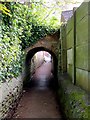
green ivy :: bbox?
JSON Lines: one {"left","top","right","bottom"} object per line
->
{"left": 0, "top": 3, "right": 24, "bottom": 82}
{"left": 0, "top": 2, "right": 59, "bottom": 82}
{"left": 10, "top": 3, "right": 58, "bottom": 49}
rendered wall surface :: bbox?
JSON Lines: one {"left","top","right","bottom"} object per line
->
{"left": 0, "top": 76, "right": 23, "bottom": 119}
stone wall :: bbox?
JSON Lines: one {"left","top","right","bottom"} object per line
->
{"left": 0, "top": 76, "right": 23, "bottom": 119}
{"left": 60, "top": 24, "right": 67, "bottom": 73}
{"left": 30, "top": 51, "right": 44, "bottom": 75}
{"left": 66, "top": 15, "right": 74, "bottom": 80}
{"left": 58, "top": 74, "right": 89, "bottom": 119}
{"left": 60, "top": 2, "right": 90, "bottom": 92}
{"left": 75, "top": 2, "right": 90, "bottom": 92}
{"left": 24, "top": 32, "right": 59, "bottom": 84}
{"left": 25, "top": 31, "right": 60, "bottom": 57}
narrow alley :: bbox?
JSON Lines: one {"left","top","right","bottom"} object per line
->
{"left": 12, "top": 62, "right": 62, "bottom": 119}
{"left": 1, "top": 1, "right": 89, "bottom": 119}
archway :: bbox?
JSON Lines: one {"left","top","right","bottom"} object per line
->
{"left": 24, "top": 47, "right": 58, "bottom": 90}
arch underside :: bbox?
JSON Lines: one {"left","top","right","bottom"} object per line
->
{"left": 24, "top": 47, "right": 58, "bottom": 89}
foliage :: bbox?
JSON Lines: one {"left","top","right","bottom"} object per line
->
{"left": 10, "top": 2, "right": 59, "bottom": 49}
{"left": 0, "top": 1, "right": 60, "bottom": 82}
{"left": 0, "top": 3, "right": 24, "bottom": 82}
{"left": 0, "top": 24, "right": 24, "bottom": 82}
{"left": 0, "top": 3, "right": 12, "bottom": 17}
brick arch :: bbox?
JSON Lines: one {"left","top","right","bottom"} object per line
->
{"left": 25, "top": 31, "right": 60, "bottom": 56}
{"left": 24, "top": 46, "right": 58, "bottom": 89}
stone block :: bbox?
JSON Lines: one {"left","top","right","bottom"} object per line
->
{"left": 62, "top": 39, "right": 67, "bottom": 51}
{"left": 89, "top": 43, "right": 90, "bottom": 71}
{"left": 66, "top": 16, "right": 74, "bottom": 35}
{"left": 76, "top": 68, "right": 90, "bottom": 92}
{"left": 76, "top": 44, "right": 89, "bottom": 70}
{"left": 61, "top": 25, "right": 67, "bottom": 50}
{"left": 76, "top": 2, "right": 90, "bottom": 24}
{"left": 76, "top": 15, "right": 88, "bottom": 46}
{"left": 67, "top": 64, "right": 72, "bottom": 79}
{"left": 67, "top": 29, "right": 74, "bottom": 49}
{"left": 61, "top": 50, "right": 67, "bottom": 72}
{"left": 89, "top": 72, "right": 90, "bottom": 92}
{"left": 88, "top": 15, "right": 90, "bottom": 43}
{"left": 67, "top": 49, "right": 73, "bottom": 65}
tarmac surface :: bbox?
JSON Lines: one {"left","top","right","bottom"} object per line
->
{"left": 13, "top": 62, "right": 62, "bottom": 118}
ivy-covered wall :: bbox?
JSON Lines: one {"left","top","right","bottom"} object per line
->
{"left": 0, "top": 2, "right": 59, "bottom": 118}
{"left": 0, "top": 3, "right": 24, "bottom": 83}
{"left": 0, "top": 2, "right": 58, "bottom": 83}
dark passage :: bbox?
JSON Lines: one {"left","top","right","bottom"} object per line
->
{"left": 13, "top": 61, "right": 62, "bottom": 118}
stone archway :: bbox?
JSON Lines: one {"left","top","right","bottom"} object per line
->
{"left": 25, "top": 30, "right": 60, "bottom": 57}
{"left": 24, "top": 47, "right": 58, "bottom": 89}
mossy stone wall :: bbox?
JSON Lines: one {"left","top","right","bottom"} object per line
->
{"left": 60, "top": 2, "right": 90, "bottom": 92}
{"left": 66, "top": 15, "right": 74, "bottom": 80}
{"left": 75, "top": 2, "right": 90, "bottom": 92}
{"left": 58, "top": 74, "right": 89, "bottom": 119}
{"left": 60, "top": 24, "right": 67, "bottom": 73}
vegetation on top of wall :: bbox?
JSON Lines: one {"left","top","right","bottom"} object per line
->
{"left": 10, "top": 2, "right": 59, "bottom": 50}
{"left": 0, "top": 1, "right": 60, "bottom": 83}
{"left": 0, "top": 4, "right": 24, "bottom": 82}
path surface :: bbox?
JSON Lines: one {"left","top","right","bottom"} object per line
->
{"left": 13, "top": 62, "right": 62, "bottom": 118}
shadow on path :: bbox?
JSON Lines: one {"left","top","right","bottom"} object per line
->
{"left": 13, "top": 62, "right": 62, "bottom": 119}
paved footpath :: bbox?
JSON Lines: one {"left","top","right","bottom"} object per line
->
{"left": 13, "top": 62, "right": 62, "bottom": 119}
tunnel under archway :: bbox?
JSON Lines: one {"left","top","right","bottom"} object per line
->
{"left": 24, "top": 47, "right": 58, "bottom": 90}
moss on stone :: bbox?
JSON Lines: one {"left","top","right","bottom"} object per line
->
{"left": 58, "top": 74, "right": 89, "bottom": 119}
